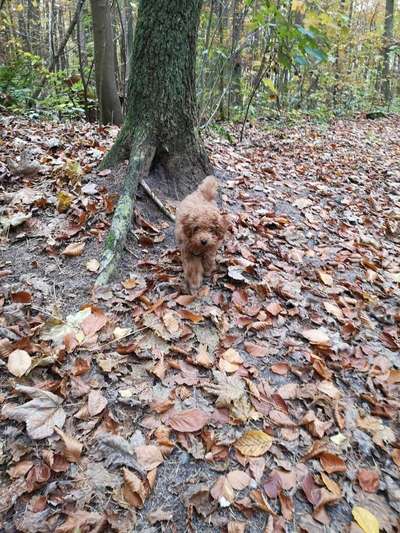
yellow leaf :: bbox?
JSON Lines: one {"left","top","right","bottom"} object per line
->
{"left": 234, "top": 430, "right": 273, "bottom": 457}
{"left": 57, "top": 191, "right": 73, "bottom": 212}
{"left": 15, "top": 3, "right": 24, "bottom": 11}
{"left": 352, "top": 506, "right": 380, "bottom": 533}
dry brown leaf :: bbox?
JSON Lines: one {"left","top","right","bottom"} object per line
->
{"left": 176, "top": 295, "right": 196, "bottom": 306}
{"left": 177, "top": 309, "right": 203, "bottom": 323}
{"left": 62, "top": 241, "right": 85, "bottom": 256}
{"left": 302, "top": 328, "right": 331, "bottom": 348}
{"left": 318, "top": 270, "right": 333, "bottom": 286}
{"left": 194, "top": 344, "right": 214, "bottom": 368}
{"left": 122, "top": 468, "right": 146, "bottom": 508}
{"left": 54, "top": 427, "right": 83, "bottom": 463}
{"left": 392, "top": 448, "right": 400, "bottom": 467}
{"left": 323, "top": 301, "right": 344, "bottom": 320}
{"left": 86, "top": 259, "right": 100, "bottom": 272}
{"left": 319, "top": 452, "right": 346, "bottom": 474}
{"left": 320, "top": 472, "right": 341, "bottom": 496}
{"left": 357, "top": 469, "right": 379, "bottom": 493}
{"left": 270, "top": 363, "right": 289, "bottom": 375}
{"left": 7, "top": 349, "right": 32, "bottom": 377}
{"left": 211, "top": 475, "right": 234, "bottom": 506}
{"left": 227, "top": 521, "right": 246, "bottom": 533}
{"left": 234, "top": 430, "right": 273, "bottom": 457}
{"left": 266, "top": 301, "right": 284, "bottom": 316}
{"left": 2, "top": 385, "right": 65, "bottom": 439}
{"left": 7, "top": 460, "right": 33, "bottom": 479}
{"left": 87, "top": 389, "right": 107, "bottom": 416}
{"left": 135, "top": 445, "right": 163, "bottom": 471}
{"left": 226, "top": 470, "right": 251, "bottom": 491}
{"left": 244, "top": 342, "right": 268, "bottom": 358}
{"left": 168, "top": 408, "right": 209, "bottom": 432}
{"left": 269, "top": 409, "right": 296, "bottom": 427}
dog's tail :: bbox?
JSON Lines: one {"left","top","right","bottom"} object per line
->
{"left": 197, "top": 175, "right": 218, "bottom": 202}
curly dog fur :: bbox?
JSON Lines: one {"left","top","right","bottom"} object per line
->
{"left": 175, "top": 176, "right": 229, "bottom": 293}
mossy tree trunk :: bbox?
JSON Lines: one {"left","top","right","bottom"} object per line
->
{"left": 96, "top": 0, "right": 210, "bottom": 286}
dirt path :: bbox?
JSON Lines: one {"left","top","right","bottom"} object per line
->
{"left": 0, "top": 115, "right": 399, "bottom": 532}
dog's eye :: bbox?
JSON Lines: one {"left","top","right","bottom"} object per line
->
{"left": 193, "top": 226, "right": 200, "bottom": 233}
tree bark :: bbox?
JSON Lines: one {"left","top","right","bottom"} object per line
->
{"left": 90, "top": 0, "right": 123, "bottom": 125}
{"left": 382, "top": 0, "right": 394, "bottom": 103}
{"left": 97, "top": 0, "right": 210, "bottom": 285}
{"left": 228, "top": 0, "right": 244, "bottom": 113}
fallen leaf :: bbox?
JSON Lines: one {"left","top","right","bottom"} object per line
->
{"left": 88, "top": 389, "right": 107, "bottom": 416}
{"left": 234, "top": 430, "right": 273, "bottom": 457}
{"left": 357, "top": 469, "right": 379, "bottom": 493}
{"left": 7, "top": 349, "right": 32, "bottom": 377}
{"left": 323, "top": 301, "right": 344, "bottom": 320}
{"left": 62, "top": 241, "right": 85, "bottom": 256}
{"left": 266, "top": 301, "right": 284, "bottom": 316}
{"left": 319, "top": 452, "right": 346, "bottom": 474}
{"left": 352, "top": 506, "right": 380, "bottom": 533}
{"left": 271, "top": 362, "right": 289, "bottom": 375}
{"left": 227, "top": 470, "right": 251, "bottom": 490}
{"left": 318, "top": 270, "right": 333, "bottom": 286}
{"left": 211, "top": 475, "right": 234, "bottom": 506}
{"left": 54, "top": 427, "right": 83, "bottom": 462}
{"left": 2, "top": 385, "right": 65, "bottom": 439}
{"left": 302, "top": 328, "right": 331, "bottom": 348}
{"left": 320, "top": 472, "right": 341, "bottom": 496}
{"left": 7, "top": 460, "right": 33, "bottom": 479}
{"left": 86, "top": 259, "right": 100, "bottom": 272}
{"left": 26, "top": 463, "right": 51, "bottom": 492}
{"left": 122, "top": 468, "right": 146, "bottom": 508}
{"left": 135, "top": 445, "right": 164, "bottom": 471}
{"left": 244, "top": 342, "right": 268, "bottom": 358}
{"left": 57, "top": 191, "right": 73, "bottom": 212}
{"left": 392, "top": 448, "right": 400, "bottom": 467}
{"left": 168, "top": 408, "right": 209, "bottom": 432}
{"left": 11, "top": 291, "right": 32, "bottom": 303}
{"left": 147, "top": 507, "right": 173, "bottom": 525}
{"left": 177, "top": 310, "right": 203, "bottom": 323}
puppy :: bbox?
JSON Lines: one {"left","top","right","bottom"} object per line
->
{"left": 175, "top": 175, "right": 229, "bottom": 293}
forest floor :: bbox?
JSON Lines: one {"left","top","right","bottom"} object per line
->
{"left": 0, "top": 114, "right": 399, "bottom": 533}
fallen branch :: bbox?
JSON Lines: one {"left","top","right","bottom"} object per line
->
{"left": 140, "top": 179, "right": 176, "bottom": 222}
{"left": 95, "top": 134, "right": 155, "bottom": 287}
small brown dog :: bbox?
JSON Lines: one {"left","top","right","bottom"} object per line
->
{"left": 175, "top": 176, "right": 229, "bottom": 293}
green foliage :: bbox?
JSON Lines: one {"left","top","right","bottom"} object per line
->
{"left": 0, "top": 51, "right": 45, "bottom": 109}
{"left": 0, "top": 50, "right": 94, "bottom": 119}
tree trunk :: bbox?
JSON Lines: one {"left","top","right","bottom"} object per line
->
{"left": 90, "top": 0, "right": 123, "bottom": 125}
{"left": 97, "top": 0, "right": 210, "bottom": 286}
{"left": 382, "top": 0, "right": 394, "bottom": 103}
{"left": 230, "top": 0, "right": 244, "bottom": 111}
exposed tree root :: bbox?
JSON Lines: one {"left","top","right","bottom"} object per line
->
{"left": 95, "top": 135, "right": 155, "bottom": 287}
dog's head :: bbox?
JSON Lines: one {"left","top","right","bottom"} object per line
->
{"left": 181, "top": 211, "right": 230, "bottom": 255}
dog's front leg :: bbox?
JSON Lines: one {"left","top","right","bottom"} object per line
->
{"left": 182, "top": 252, "right": 204, "bottom": 293}
{"left": 202, "top": 252, "right": 216, "bottom": 277}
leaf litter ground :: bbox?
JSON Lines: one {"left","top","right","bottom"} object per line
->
{"left": 0, "top": 115, "right": 399, "bottom": 532}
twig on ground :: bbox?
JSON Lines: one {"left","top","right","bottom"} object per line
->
{"left": 140, "top": 179, "right": 176, "bottom": 222}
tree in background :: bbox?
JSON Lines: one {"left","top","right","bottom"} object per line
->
{"left": 382, "top": 0, "right": 395, "bottom": 103}
{"left": 96, "top": 0, "right": 210, "bottom": 285}
{"left": 90, "top": 0, "right": 123, "bottom": 124}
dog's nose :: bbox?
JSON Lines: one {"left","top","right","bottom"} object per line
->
{"left": 201, "top": 239, "right": 208, "bottom": 245}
